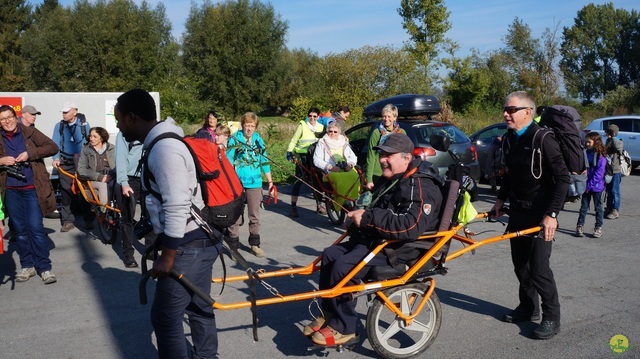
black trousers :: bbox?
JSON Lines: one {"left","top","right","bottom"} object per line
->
{"left": 507, "top": 209, "right": 560, "bottom": 322}
{"left": 115, "top": 176, "right": 141, "bottom": 259}
{"left": 319, "top": 240, "right": 389, "bottom": 335}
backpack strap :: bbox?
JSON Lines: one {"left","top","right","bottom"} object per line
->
{"left": 531, "top": 129, "right": 551, "bottom": 180}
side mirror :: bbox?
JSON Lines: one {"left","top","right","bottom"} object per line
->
{"left": 430, "top": 134, "right": 451, "bottom": 152}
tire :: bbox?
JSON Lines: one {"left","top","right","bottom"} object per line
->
{"left": 326, "top": 197, "right": 345, "bottom": 225}
{"left": 366, "top": 283, "right": 442, "bottom": 359}
{"left": 98, "top": 211, "right": 119, "bottom": 245}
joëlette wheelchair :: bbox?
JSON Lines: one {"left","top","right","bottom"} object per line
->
{"left": 57, "top": 166, "right": 121, "bottom": 243}
{"left": 138, "top": 135, "right": 542, "bottom": 359}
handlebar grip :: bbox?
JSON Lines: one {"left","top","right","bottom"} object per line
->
{"left": 169, "top": 269, "right": 216, "bottom": 307}
{"left": 139, "top": 271, "right": 151, "bottom": 305}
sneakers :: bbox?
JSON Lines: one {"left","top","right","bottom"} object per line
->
{"left": 60, "top": 222, "right": 75, "bottom": 232}
{"left": 533, "top": 320, "right": 560, "bottom": 339}
{"left": 593, "top": 227, "right": 602, "bottom": 238}
{"left": 288, "top": 207, "right": 299, "bottom": 218}
{"left": 575, "top": 225, "right": 584, "bottom": 237}
{"left": 606, "top": 209, "right": 619, "bottom": 219}
{"left": 311, "top": 326, "right": 358, "bottom": 346}
{"left": 15, "top": 267, "right": 36, "bottom": 282}
{"left": 303, "top": 314, "right": 333, "bottom": 336}
{"left": 41, "top": 271, "right": 57, "bottom": 284}
{"left": 251, "top": 245, "right": 265, "bottom": 258}
{"left": 317, "top": 203, "right": 327, "bottom": 215}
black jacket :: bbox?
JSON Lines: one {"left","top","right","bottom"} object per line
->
{"left": 356, "top": 159, "right": 443, "bottom": 243}
{"left": 498, "top": 122, "right": 570, "bottom": 215}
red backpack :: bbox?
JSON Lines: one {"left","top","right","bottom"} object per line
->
{"left": 142, "top": 133, "right": 246, "bottom": 230}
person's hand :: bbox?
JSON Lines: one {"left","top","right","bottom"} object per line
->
{"left": 345, "top": 164, "right": 354, "bottom": 171}
{"left": 330, "top": 166, "right": 340, "bottom": 172}
{"left": 15, "top": 152, "right": 29, "bottom": 162}
{"left": 150, "top": 249, "right": 176, "bottom": 279}
{"left": 541, "top": 215, "right": 557, "bottom": 241}
{"left": 267, "top": 181, "right": 273, "bottom": 190}
{"left": 0, "top": 156, "right": 15, "bottom": 166}
{"left": 286, "top": 152, "right": 293, "bottom": 162}
{"left": 365, "top": 182, "right": 374, "bottom": 190}
{"left": 101, "top": 175, "right": 109, "bottom": 183}
{"left": 347, "top": 209, "right": 366, "bottom": 227}
{"left": 122, "top": 185, "right": 134, "bottom": 197}
{"left": 52, "top": 159, "right": 60, "bottom": 168}
{"left": 489, "top": 199, "right": 505, "bottom": 219}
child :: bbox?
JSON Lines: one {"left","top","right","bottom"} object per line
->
{"left": 215, "top": 123, "right": 231, "bottom": 150}
{"left": 576, "top": 132, "right": 607, "bottom": 238}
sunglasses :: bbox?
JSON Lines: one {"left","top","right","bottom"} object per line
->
{"left": 327, "top": 130, "right": 339, "bottom": 133}
{"left": 309, "top": 115, "right": 318, "bottom": 118}
{"left": 503, "top": 106, "right": 531, "bottom": 114}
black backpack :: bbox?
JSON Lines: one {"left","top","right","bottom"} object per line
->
{"left": 535, "top": 105, "right": 588, "bottom": 199}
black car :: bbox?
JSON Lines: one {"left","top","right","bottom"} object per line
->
{"left": 468, "top": 123, "right": 507, "bottom": 178}
{"left": 346, "top": 94, "right": 481, "bottom": 181}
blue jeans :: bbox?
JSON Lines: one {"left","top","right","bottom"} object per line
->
{"left": 5, "top": 188, "right": 52, "bottom": 272}
{"left": 606, "top": 173, "right": 621, "bottom": 211}
{"left": 578, "top": 191, "right": 604, "bottom": 229}
{"left": 151, "top": 241, "right": 221, "bottom": 359}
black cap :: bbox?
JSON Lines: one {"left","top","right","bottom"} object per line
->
{"left": 373, "top": 133, "right": 414, "bottom": 154}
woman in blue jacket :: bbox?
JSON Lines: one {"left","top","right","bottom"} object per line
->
{"left": 226, "top": 112, "right": 273, "bottom": 258}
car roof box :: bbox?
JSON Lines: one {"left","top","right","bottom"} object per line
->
{"left": 363, "top": 94, "right": 441, "bottom": 118}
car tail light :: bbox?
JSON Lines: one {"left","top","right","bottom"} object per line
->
{"left": 470, "top": 144, "right": 478, "bottom": 161}
{"left": 414, "top": 146, "right": 437, "bottom": 160}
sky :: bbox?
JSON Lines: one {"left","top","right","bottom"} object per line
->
{"left": 30, "top": 0, "right": 637, "bottom": 58}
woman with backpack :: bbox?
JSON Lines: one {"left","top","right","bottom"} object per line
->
{"left": 604, "top": 124, "right": 624, "bottom": 219}
{"left": 226, "top": 112, "right": 273, "bottom": 258}
{"left": 576, "top": 132, "right": 607, "bottom": 238}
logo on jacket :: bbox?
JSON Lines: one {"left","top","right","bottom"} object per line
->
{"left": 423, "top": 204, "right": 432, "bottom": 215}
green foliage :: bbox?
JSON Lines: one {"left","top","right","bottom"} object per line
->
{"left": 182, "top": 0, "right": 288, "bottom": 118}
{"left": 600, "top": 84, "right": 640, "bottom": 114}
{"left": 22, "top": 0, "right": 178, "bottom": 92}
{"left": 289, "top": 96, "right": 313, "bottom": 123}
{"left": 560, "top": 3, "right": 638, "bottom": 102}
{"left": 0, "top": 0, "right": 32, "bottom": 90}
{"left": 398, "top": 0, "right": 455, "bottom": 71}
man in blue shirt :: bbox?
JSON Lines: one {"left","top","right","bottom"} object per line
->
{"left": 51, "top": 101, "right": 90, "bottom": 232}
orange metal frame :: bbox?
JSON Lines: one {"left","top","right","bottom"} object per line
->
{"left": 209, "top": 212, "right": 542, "bottom": 324}
{"left": 56, "top": 166, "right": 121, "bottom": 215}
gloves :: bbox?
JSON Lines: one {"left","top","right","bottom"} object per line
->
{"left": 286, "top": 152, "right": 293, "bottom": 162}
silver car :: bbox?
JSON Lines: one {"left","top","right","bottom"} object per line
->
{"left": 584, "top": 115, "right": 640, "bottom": 169}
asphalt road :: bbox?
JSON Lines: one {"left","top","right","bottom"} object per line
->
{"left": 1, "top": 172, "right": 639, "bottom": 359}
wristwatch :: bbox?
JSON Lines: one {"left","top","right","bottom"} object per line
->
{"left": 548, "top": 211, "right": 558, "bottom": 219}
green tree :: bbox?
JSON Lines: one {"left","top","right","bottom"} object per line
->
{"left": 182, "top": 0, "right": 288, "bottom": 118}
{"left": 398, "top": 0, "right": 456, "bottom": 75}
{"left": 22, "top": 0, "right": 178, "bottom": 93}
{"left": 560, "top": 3, "right": 629, "bottom": 102}
{"left": 0, "top": 0, "right": 32, "bottom": 90}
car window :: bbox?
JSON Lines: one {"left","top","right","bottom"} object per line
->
{"left": 345, "top": 123, "right": 373, "bottom": 161}
{"left": 634, "top": 119, "right": 640, "bottom": 133}
{"left": 604, "top": 118, "right": 634, "bottom": 133}
{"left": 477, "top": 126, "right": 506, "bottom": 142}
{"left": 413, "top": 124, "right": 469, "bottom": 144}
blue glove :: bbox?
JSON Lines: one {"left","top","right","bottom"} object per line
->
{"left": 286, "top": 152, "right": 293, "bottom": 162}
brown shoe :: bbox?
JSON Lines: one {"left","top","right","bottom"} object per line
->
{"left": 311, "top": 326, "right": 358, "bottom": 346}
{"left": 60, "top": 222, "right": 75, "bottom": 232}
{"left": 303, "top": 317, "right": 326, "bottom": 336}
{"left": 251, "top": 245, "right": 265, "bottom": 258}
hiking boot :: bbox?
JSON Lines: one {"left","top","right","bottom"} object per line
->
{"left": 606, "top": 209, "right": 619, "bottom": 219}
{"left": 303, "top": 314, "right": 333, "bottom": 336}
{"left": 60, "top": 222, "right": 75, "bottom": 232}
{"left": 533, "top": 320, "right": 560, "bottom": 340}
{"left": 575, "top": 225, "right": 584, "bottom": 237}
{"left": 317, "top": 203, "right": 327, "bottom": 215}
{"left": 41, "top": 271, "right": 57, "bottom": 284}
{"left": 502, "top": 308, "right": 541, "bottom": 323}
{"left": 311, "top": 326, "right": 358, "bottom": 346}
{"left": 288, "top": 207, "right": 299, "bottom": 218}
{"left": 593, "top": 227, "right": 602, "bottom": 238}
{"left": 15, "top": 267, "right": 36, "bottom": 282}
{"left": 251, "top": 245, "right": 265, "bottom": 258}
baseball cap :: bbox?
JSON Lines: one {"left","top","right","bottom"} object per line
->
{"left": 373, "top": 133, "right": 414, "bottom": 154}
{"left": 22, "top": 105, "right": 41, "bottom": 115}
{"left": 62, "top": 101, "right": 77, "bottom": 112}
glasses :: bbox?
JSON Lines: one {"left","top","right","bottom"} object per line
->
{"left": 0, "top": 116, "right": 15, "bottom": 122}
{"left": 327, "top": 130, "right": 339, "bottom": 134}
{"left": 309, "top": 115, "right": 318, "bottom": 118}
{"left": 503, "top": 106, "right": 531, "bottom": 114}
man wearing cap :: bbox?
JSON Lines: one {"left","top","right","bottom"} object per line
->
{"left": 305, "top": 132, "right": 443, "bottom": 346}
{"left": 19, "top": 105, "right": 41, "bottom": 127}
{"left": 604, "top": 124, "right": 624, "bottom": 219}
{"left": 51, "top": 101, "right": 91, "bottom": 232}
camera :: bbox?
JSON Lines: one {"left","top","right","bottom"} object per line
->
{"left": 1, "top": 164, "right": 28, "bottom": 181}
{"left": 133, "top": 216, "right": 154, "bottom": 239}
{"left": 336, "top": 161, "right": 348, "bottom": 171}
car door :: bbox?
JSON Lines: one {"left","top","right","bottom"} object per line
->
{"left": 344, "top": 122, "right": 375, "bottom": 168}
{"left": 603, "top": 118, "right": 640, "bottom": 164}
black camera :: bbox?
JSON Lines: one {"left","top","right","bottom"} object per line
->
{"left": 133, "top": 216, "right": 154, "bottom": 239}
{"left": 1, "top": 165, "right": 27, "bottom": 181}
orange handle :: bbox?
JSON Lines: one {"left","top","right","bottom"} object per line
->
{"left": 0, "top": 230, "right": 4, "bottom": 254}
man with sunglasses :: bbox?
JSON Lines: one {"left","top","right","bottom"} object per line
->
{"left": 490, "top": 91, "right": 569, "bottom": 340}
{"left": 51, "top": 101, "right": 91, "bottom": 232}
